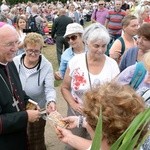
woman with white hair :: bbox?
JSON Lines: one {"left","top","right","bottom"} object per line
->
{"left": 0, "top": 0, "right": 9, "bottom": 14}
{"left": 134, "top": 4, "right": 150, "bottom": 25}
{"left": 61, "top": 23, "right": 120, "bottom": 150}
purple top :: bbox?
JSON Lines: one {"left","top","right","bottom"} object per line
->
{"left": 117, "top": 64, "right": 150, "bottom": 91}
{"left": 91, "top": 8, "right": 109, "bottom": 25}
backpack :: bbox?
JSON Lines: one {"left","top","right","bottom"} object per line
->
{"left": 141, "top": 89, "right": 150, "bottom": 103}
{"left": 94, "top": 9, "right": 98, "bottom": 20}
{"left": 28, "top": 15, "right": 39, "bottom": 33}
{"left": 129, "top": 62, "right": 147, "bottom": 90}
{"left": 105, "top": 37, "right": 125, "bottom": 56}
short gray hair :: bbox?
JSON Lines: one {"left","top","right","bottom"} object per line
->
{"left": 82, "top": 23, "right": 110, "bottom": 45}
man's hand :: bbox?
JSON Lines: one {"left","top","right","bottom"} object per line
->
{"left": 26, "top": 110, "right": 41, "bottom": 122}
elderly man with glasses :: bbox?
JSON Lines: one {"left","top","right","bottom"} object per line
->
{"left": 0, "top": 23, "right": 40, "bottom": 150}
{"left": 91, "top": 0, "right": 109, "bottom": 25}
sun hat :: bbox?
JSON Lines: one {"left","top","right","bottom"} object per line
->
{"left": 64, "top": 23, "right": 84, "bottom": 37}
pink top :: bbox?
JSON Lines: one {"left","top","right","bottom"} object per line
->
{"left": 91, "top": 8, "right": 109, "bottom": 25}
{"left": 0, "top": 22, "right": 6, "bottom": 28}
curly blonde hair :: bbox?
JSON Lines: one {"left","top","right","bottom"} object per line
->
{"left": 24, "top": 32, "right": 44, "bottom": 49}
{"left": 83, "top": 82, "right": 145, "bottom": 145}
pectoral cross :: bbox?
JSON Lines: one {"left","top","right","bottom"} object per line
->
{"left": 12, "top": 97, "right": 20, "bottom": 111}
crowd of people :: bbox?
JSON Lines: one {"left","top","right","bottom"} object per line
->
{"left": 0, "top": 0, "right": 150, "bottom": 150}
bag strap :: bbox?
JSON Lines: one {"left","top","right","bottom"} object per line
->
{"left": 33, "top": 15, "right": 38, "bottom": 19}
{"left": 94, "top": 9, "right": 98, "bottom": 20}
{"left": 141, "top": 89, "right": 150, "bottom": 102}
{"left": 85, "top": 53, "right": 92, "bottom": 90}
{"left": 118, "top": 37, "right": 125, "bottom": 55}
{"left": 130, "top": 62, "right": 146, "bottom": 89}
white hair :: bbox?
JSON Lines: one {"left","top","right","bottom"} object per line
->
{"left": 83, "top": 23, "right": 110, "bottom": 45}
{"left": 135, "top": 4, "right": 150, "bottom": 17}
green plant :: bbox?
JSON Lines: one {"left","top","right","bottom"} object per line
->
{"left": 91, "top": 108, "right": 150, "bottom": 150}
{"left": 90, "top": 108, "right": 102, "bottom": 150}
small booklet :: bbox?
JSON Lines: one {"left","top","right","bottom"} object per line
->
{"left": 47, "top": 111, "right": 68, "bottom": 128}
{"left": 26, "top": 99, "right": 38, "bottom": 110}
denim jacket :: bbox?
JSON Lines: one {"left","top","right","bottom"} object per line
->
{"left": 59, "top": 47, "right": 74, "bottom": 79}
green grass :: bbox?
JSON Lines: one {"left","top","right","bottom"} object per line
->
{"left": 42, "top": 45, "right": 58, "bottom": 71}
{"left": 42, "top": 44, "right": 62, "bottom": 87}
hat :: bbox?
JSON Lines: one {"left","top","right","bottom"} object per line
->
{"left": 2, "top": 0, "right": 6, "bottom": 3}
{"left": 64, "top": 23, "right": 84, "bottom": 37}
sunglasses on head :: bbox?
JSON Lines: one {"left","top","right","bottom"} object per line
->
{"left": 65, "top": 35, "right": 78, "bottom": 41}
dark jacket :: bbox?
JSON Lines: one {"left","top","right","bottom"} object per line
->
{"left": 119, "top": 47, "right": 138, "bottom": 72}
{"left": 0, "top": 61, "right": 29, "bottom": 150}
{"left": 51, "top": 15, "right": 73, "bottom": 38}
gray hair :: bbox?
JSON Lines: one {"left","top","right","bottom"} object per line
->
{"left": 82, "top": 23, "right": 110, "bottom": 45}
{"left": 135, "top": 5, "right": 150, "bottom": 17}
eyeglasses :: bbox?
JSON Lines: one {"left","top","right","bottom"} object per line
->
{"left": 1, "top": 41, "right": 20, "bottom": 48}
{"left": 99, "top": 4, "right": 104, "bottom": 6}
{"left": 65, "top": 35, "right": 78, "bottom": 41}
{"left": 26, "top": 49, "right": 41, "bottom": 55}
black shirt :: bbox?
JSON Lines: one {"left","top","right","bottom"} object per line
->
{"left": 121, "top": 3, "right": 130, "bottom": 11}
{"left": 51, "top": 15, "right": 73, "bottom": 38}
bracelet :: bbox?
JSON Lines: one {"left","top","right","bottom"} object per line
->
{"left": 77, "top": 115, "right": 84, "bottom": 128}
{"left": 82, "top": 117, "right": 87, "bottom": 128}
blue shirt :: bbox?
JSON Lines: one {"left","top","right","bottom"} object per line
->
{"left": 59, "top": 47, "right": 74, "bottom": 78}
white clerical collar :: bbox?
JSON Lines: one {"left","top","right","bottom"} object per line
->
{"left": 0, "top": 62, "right": 8, "bottom": 66}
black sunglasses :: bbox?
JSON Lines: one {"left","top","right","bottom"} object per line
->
{"left": 65, "top": 35, "right": 78, "bottom": 41}
{"left": 99, "top": 3, "right": 104, "bottom": 6}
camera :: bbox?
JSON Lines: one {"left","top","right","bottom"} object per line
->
{"left": 23, "top": 29, "right": 32, "bottom": 33}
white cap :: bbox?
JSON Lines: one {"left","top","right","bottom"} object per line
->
{"left": 64, "top": 23, "right": 84, "bottom": 37}
{"left": 2, "top": 0, "right": 6, "bottom": 3}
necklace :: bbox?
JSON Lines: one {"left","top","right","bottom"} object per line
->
{"left": 85, "top": 52, "right": 92, "bottom": 90}
{"left": 5, "top": 66, "right": 15, "bottom": 94}
{"left": 0, "top": 74, "right": 12, "bottom": 94}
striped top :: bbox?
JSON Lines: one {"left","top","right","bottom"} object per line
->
{"left": 107, "top": 9, "right": 126, "bottom": 35}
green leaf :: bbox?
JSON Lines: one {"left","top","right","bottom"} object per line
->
{"left": 111, "top": 111, "right": 144, "bottom": 149}
{"left": 122, "top": 109, "right": 150, "bottom": 143}
{"left": 91, "top": 107, "right": 102, "bottom": 150}
{"left": 90, "top": 106, "right": 150, "bottom": 150}
{"left": 111, "top": 108, "right": 150, "bottom": 150}
{"left": 119, "top": 129, "right": 142, "bottom": 150}
{"left": 137, "top": 130, "right": 150, "bottom": 149}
